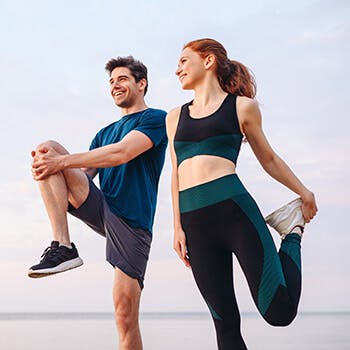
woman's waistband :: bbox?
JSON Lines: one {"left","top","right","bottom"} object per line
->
{"left": 179, "top": 174, "right": 248, "bottom": 213}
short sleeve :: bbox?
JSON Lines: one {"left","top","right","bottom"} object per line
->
{"left": 134, "top": 109, "right": 167, "bottom": 147}
{"left": 89, "top": 133, "right": 99, "bottom": 151}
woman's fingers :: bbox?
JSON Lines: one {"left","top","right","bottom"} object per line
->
{"left": 180, "top": 241, "right": 191, "bottom": 267}
{"left": 301, "top": 193, "right": 318, "bottom": 223}
{"left": 174, "top": 239, "right": 190, "bottom": 267}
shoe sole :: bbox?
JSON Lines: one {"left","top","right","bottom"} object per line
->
{"left": 265, "top": 198, "right": 304, "bottom": 237}
{"left": 28, "top": 257, "right": 83, "bottom": 278}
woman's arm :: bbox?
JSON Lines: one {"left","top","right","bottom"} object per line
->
{"left": 166, "top": 108, "right": 190, "bottom": 267}
{"left": 237, "top": 97, "right": 317, "bottom": 222}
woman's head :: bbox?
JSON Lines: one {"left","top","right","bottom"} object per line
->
{"left": 177, "top": 38, "right": 256, "bottom": 98}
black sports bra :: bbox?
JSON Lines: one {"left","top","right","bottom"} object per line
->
{"left": 173, "top": 94, "right": 243, "bottom": 167}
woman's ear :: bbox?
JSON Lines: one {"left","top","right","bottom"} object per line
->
{"left": 204, "top": 54, "right": 216, "bottom": 70}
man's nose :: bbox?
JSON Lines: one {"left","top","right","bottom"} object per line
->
{"left": 111, "top": 81, "right": 121, "bottom": 89}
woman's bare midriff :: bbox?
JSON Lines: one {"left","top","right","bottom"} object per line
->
{"left": 178, "top": 155, "right": 236, "bottom": 191}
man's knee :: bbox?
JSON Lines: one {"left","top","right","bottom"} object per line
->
{"left": 113, "top": 292, "right": 138, "bottom": 330}
{"left": 35, "top": 140, "right": 69, "bottom": 155}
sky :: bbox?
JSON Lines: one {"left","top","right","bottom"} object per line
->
{"left": 0, "top": 0, "right": 349, "bottom": 313}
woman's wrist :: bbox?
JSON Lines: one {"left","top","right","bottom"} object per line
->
{"left": 300, "top": 189, "right": 315, "bottom": 202}
{"left": 173, "top": 222, "right": 182, "bottom": 230}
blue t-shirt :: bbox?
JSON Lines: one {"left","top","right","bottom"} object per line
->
{"left": 89, "top": 108, "right": 167, "bottom": 234}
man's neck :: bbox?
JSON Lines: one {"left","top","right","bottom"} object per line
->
{"left": 121, "top": 100, "right": 148, "bottom": 116}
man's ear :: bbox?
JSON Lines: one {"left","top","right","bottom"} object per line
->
{"left": 204, "top": 54, "right": 216, "bottom": 70}
{"left": 138, "top": 78, "right": 147, "bottom": 93}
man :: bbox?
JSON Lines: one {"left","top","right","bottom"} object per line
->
{"left": 28, "top": 56, "right": 167, "bottom": 350}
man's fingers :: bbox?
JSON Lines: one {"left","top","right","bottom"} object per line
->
{"left": 32, "top": 164, "right": 47, "bottom": 179}
{"left": 34, "top": 171, "right": 47, "bottom": 181}
{"left": 32, "top": 158, "right": 45, "bottom": 169}
{"left": 37, "top": 146, "right": 49, "bottom": 154}
{"left": 32, "top": 163, "right": 44, "bottom": 172}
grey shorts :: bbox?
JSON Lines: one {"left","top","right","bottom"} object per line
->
{"left": 68, "top": 175, "right": 152, "bottom": 289}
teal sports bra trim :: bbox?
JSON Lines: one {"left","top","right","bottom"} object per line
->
{"left": 174, "top": 134, "right": 242, "bottom": 166}
{"left": 173, "top": 94, "right": 243, "bottom": 167}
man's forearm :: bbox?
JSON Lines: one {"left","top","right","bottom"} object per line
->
{"left": 62, "top": 144, "right": 127, "bottom": 170}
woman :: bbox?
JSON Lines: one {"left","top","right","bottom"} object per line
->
{"left": 166, "top": 38, "right": 317, "bottom": 349}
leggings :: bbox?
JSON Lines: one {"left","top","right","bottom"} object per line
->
{"left": 179, "top": 174, "right": 302, "bottom": 350}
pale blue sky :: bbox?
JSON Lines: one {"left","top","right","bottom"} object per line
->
{"left": 0, "top": 0, "right": 349, "bottom": 313}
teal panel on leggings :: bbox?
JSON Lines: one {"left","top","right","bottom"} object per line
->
{"left": 179, "top": 174, "right": 287, "bottom": 316}
{"left": 179, "top": 174, "right": 246, "bottom": 214}
{"left": 280, "top": 233, "right": 301, "bottom": 271}
{"left": 231, "top": 194, "right": 287, "bottom": 316}
{"left": 205, "top": 299, "right": 223, "bottom": 321}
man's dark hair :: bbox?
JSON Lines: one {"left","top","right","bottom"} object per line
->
{"left": 105, "top": 56, "right": 148, "bottom": 95}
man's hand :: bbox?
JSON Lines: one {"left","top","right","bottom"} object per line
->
{"left": 31, "top": 146, "right": 66, "bottom": 181}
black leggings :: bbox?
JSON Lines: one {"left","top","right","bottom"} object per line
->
{"left": 179, "top": 174, "right": 302, "bottom": 350}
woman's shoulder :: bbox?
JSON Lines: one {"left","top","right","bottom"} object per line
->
{"left": 166, "top": 106, "right": 182, "bottom": 123}
{"left": 236, "top": 95, "right": 259, "bottom": 113}
{"left": 165, "top": 107, "right": 183, "bottom": 139}
{"left": 236, "top": 96, "right": 262, "bottom": 127}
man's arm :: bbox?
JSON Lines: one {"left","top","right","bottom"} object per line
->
{"left": 32, "top": 130, "right": 153, "bottom": 180}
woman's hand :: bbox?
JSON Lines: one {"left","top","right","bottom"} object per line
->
{"left": 173, "top": 227, "right": 191, "bottom": 268}
{"left": 300, "top": 190, "right": 318, "bottom": 223}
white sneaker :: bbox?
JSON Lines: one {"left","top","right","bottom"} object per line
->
{"left": 265, "top": 198, "right": 305, "bottom": 239}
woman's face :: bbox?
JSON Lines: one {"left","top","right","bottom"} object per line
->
{"left": 176, "top": 47, "right": 207, "bottom": 90}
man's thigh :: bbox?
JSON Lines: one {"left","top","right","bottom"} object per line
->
{"left": 113, "top": 267, "right": 142, "bottom": 310}
{"left": 105, "top": 217, "right": 152, "bottom": 290}
{"left": 64, "top": 168, "right": 90, "bottom": 209}
{"left": 68, "top": 175, "right": 107, "bottom": 236}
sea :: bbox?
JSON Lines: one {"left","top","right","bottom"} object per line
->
{"left": 0, "top": 312, "right": 349, "bottom": 350}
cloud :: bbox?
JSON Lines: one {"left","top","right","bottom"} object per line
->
{"left": 297, "top": 24, "right": 350, "bottom": 44}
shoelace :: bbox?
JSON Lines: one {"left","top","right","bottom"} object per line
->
{"left": 40, "top": 246, "right": 60, "bottom": 261}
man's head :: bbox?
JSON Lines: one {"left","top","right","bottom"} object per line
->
{"left": 105, "top": 56, "right": 148, "bottom": 108}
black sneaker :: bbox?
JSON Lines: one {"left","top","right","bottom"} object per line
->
{"left": 28, "top": 241, "right": 83, "bottom": 278}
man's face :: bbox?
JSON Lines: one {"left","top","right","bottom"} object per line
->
{"left": 109, "top": 67, "right": 145, "bottom": 108}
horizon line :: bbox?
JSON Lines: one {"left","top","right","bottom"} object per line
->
{"left": 1, "top": 310, "right": 349, "bottom": 321}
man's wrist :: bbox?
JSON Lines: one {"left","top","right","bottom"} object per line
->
{"left": 60, "top": 154, "right": 70, "bottom": 170}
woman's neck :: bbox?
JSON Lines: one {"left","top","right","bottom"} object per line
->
{"left": 192, "top": 77, "right": 226, "bottom": 106}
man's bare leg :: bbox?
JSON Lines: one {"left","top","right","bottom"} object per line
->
{"left": 28, "top": 140, "right": 90, "bottom": 277}
{"left": 113, "top": 268, "right": 143, "bottom": 350}
{"left": 38, "top": 171, "right": 71, "bottom": 245}
{"left": 33, "top": 140, "right": 90, "bottom": 240}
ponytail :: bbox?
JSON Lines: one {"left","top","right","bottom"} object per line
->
{"left": 224, "top": 60, "right": 256, "bottom": 98}
{"left": 184, "top": 38, "right": 257, "bottom": 98}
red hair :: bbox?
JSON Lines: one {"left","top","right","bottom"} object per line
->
{"left": 184, "top": 38, "right": 256, "bottom": 98}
